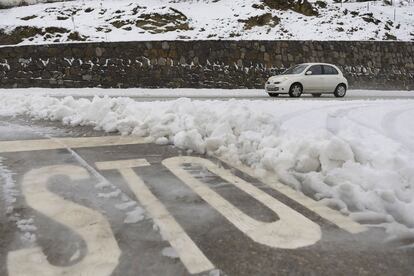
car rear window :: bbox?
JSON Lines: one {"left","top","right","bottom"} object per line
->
{"left": 307, "top": 65, "right": 323, "bottom": 75}
{"left": 323, "top": 65, "right": 339, "bottom": 75}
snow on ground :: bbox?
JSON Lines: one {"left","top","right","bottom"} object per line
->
{"left": 0, "top": 0, "right": 413, "bottom": 46}
{"left": 124, "top": 206, "right": 145, "bottom": 224}
{"left": 0, "top": 156, "right": 38, "bottom": 243}
{"left": 0, "top": 89, "right": 414, "bottom": 244}
{"left": 161, "top": 246, "right": 179, "bottom": 259}
{"left": 0, "top": 156, "right": 17, "bottom": 215}
{"left": 0, "top": 114, "right": 147, "bottom": 236}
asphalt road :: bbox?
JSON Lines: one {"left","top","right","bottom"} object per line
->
{"left": 48, "top": 93, "right": 414, "bottom": 102}
{"left": 102, "top": 95, "right": 414, "bottom": 102}
{"left": 1, "top": 88, "right": 413, "bottom": 102}
{"left": 0, "top": 116, "right": 413, "bottom": 276}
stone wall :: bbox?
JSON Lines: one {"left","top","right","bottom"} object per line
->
{"left": 0, "top": 40, "right": 413, "bottom": 90}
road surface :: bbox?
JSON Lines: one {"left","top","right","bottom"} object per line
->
{"left": 0, "top": 113, "right": 413, "bottom": 276}
{"left": 1, "top": 88, "right": 413, "bottom": 101}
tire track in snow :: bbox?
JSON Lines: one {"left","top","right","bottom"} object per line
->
{"left": 326, "top": 102, "right": 413, "bottom": 147}
{"left": 325, "top": 104, "right": 376, "bottom": 135}
{"left": 326, "top": 104, "right": 383, "bottom": 136}
{"left": 381, "top": 107, "right": 414, "bottom": 152}
{"left": 277, "top": 102, "right": 364, "bottom": 129}
{"left": 339, "top": 103, "right": 414, "bottom": 153}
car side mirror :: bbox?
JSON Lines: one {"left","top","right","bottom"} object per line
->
{"left": 306, "top": 71, "right": 313, "bottom": 75}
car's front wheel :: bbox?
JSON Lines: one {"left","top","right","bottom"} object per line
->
{"left": 289, "top": 83, "right": 303, "bottom": 98}
{"left": 334, "top": 84, "right": 347, "bottom": 98}
{"left": 268, "top": 93, "right": 279, "bottom": 97}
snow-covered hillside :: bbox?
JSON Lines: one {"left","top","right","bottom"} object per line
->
{"left": 0, "top": 0, "right": 413, "bottom": 45}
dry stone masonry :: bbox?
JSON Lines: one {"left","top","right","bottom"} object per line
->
{"left": 0, "top": 40, "right": 413, "bottom": 90}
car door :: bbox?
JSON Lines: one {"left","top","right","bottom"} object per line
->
{"left": 322, "top": 65, "right": 340, "bottom": 92}
{"left": 302, "top": 65, "right": 324, "bottom": 93}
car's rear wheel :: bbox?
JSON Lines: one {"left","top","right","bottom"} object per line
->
{"left": 268, "top": 93, "right": 279, "bottom": 97}
{"left": 312, "top": 93, "right": 322, "bottom": 97}
{"left": 334, "top": 84, "right": 347, "bottom": 98}
{"left": 289, "top": 83, "right": 303, "bottom": 98}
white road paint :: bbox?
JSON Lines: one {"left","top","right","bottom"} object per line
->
{"left": 163, "top": 156, "right": 322, "bottom": 249}
{"left": 7, "top": 165, "right": 121, "bottom": 276}
{"left": 216, "top": 157, "right": 367, "bottom": 234}
{"left": 0, "top": 136, "right": 146, "bottom": 153}
{"left": 95, "top": 159, "right": 215, "bottom": 275}
{"left": 3, "top": 136, "right": 368, "bottom": 276}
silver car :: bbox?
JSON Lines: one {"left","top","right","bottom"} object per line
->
{"left": 265, "top": 63, "right": 348, "bottom": 98}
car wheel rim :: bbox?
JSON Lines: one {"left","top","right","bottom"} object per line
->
{"left": 293, "top": 86, "right": 301, "bottom": 96}
{"left": 337, "top": 86, "right": 346, "bottom": 96}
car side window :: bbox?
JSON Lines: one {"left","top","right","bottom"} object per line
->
{"left": 323, "top": 65, "right": 339, "bottom": 75}
{"left": 306, "top": 65, "right": 323, "bottom": 75}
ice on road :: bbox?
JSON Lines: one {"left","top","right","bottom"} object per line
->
{"left": 0, "top": 90, "right": 413, "bottom": 244}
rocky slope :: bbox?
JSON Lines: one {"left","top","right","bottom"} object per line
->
{"left": 0, "top": 0, "right": 413, "bottom": 45}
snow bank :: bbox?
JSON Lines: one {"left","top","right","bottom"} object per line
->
{"left": 1, "top": 94, "right": 414, "bottom": 243}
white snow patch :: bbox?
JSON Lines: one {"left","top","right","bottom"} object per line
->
{"left": 161, "top": 246, "right": 179, "bottom": 259}
{"left": 155, "top": 136, "right": 169, "bottom": 145}
{"left": 69, "top": 249, "right": 81, "bottom": 262}
{"left": 124, "top": 206, "right": 145, "bottom": 224}
{"left": 97, "top": 188, "right": 122, "bottom": 199}
{"left": 21, "top": 232, "right": 37, "bottom": 243}
{"left": 0, "top": 157, "right": 18, "bottom": 214}
{"left": 10, "top": 214, "right": 38, "bottom": 243}
{"left": 115, "top": 201, "right": 136, "bottom": 210}
{"left": 94, "top": 180, "right": 111, "bottom": 189}
{"left": 209, "top": 269, "right": 221, "bottom": 276}
{"left": 16, "top": 218, "right": 38, "bottom": 232}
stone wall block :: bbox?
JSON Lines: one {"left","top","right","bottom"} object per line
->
{"left": 0, "top": 40, "right": 412, "bottom": 90}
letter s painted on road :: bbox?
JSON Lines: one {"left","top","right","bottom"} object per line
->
{"left": 7, "top": 165, "right": 120, "bottom": 276}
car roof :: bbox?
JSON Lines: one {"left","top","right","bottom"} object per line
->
{"left": 300, "top": 63, "right": 338, "bottom": 67}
